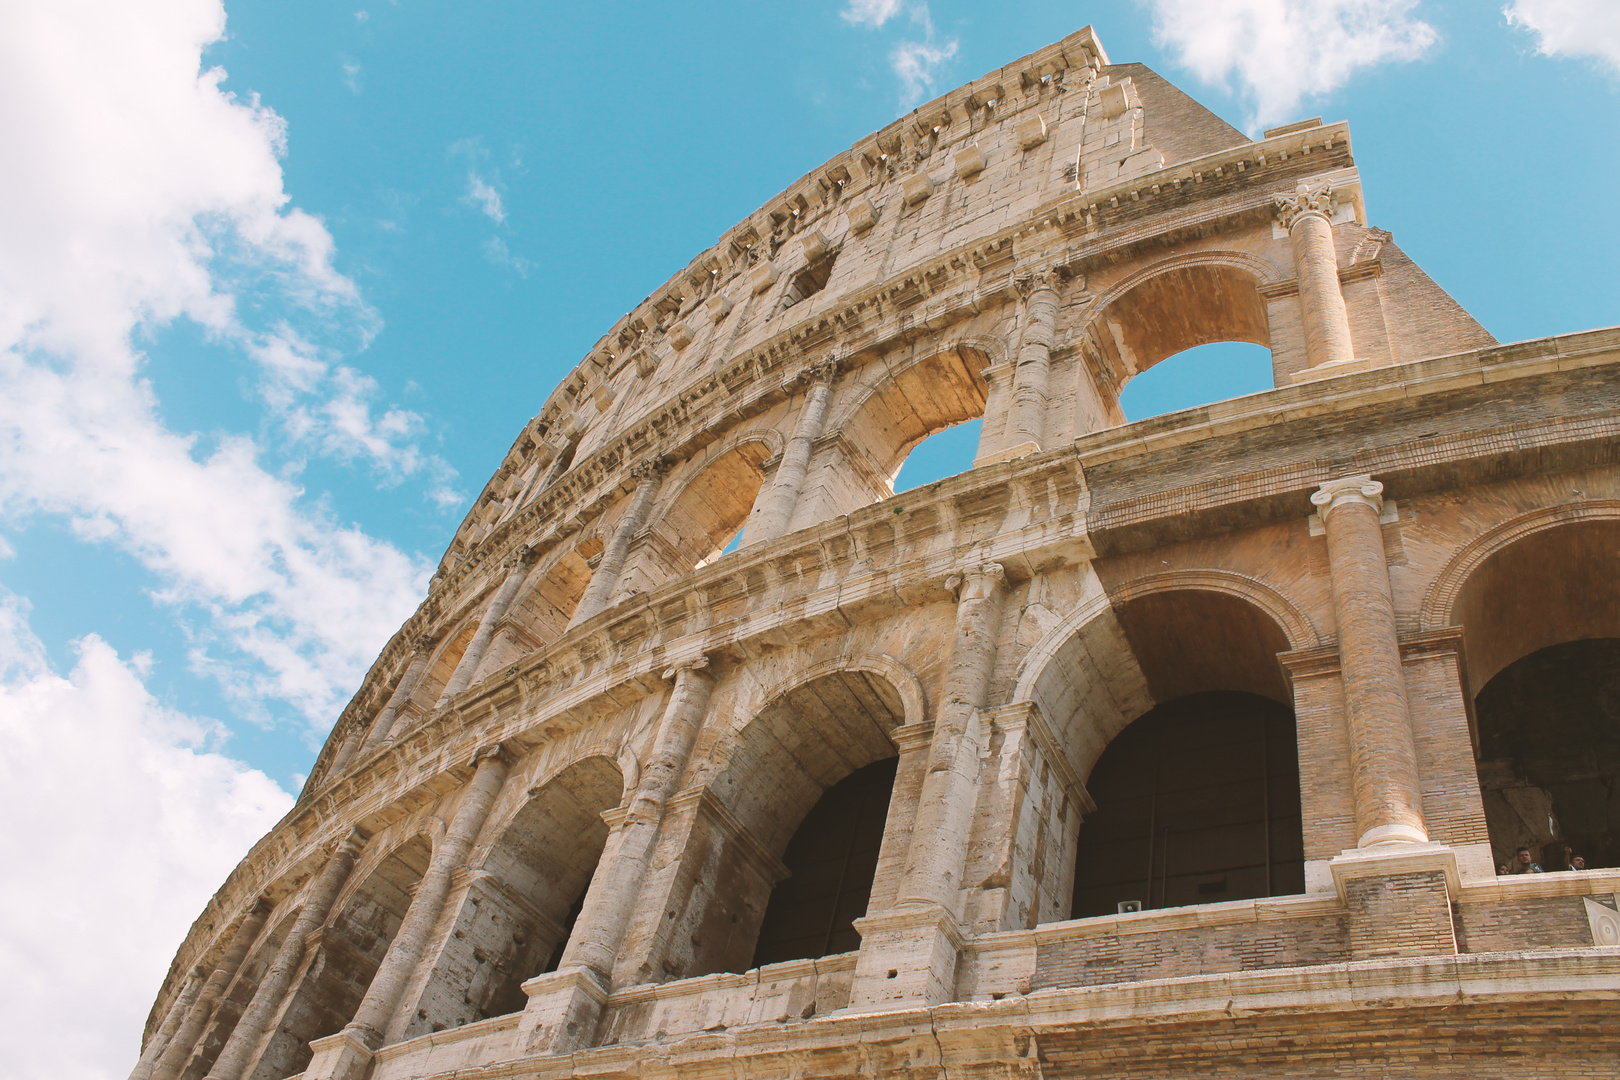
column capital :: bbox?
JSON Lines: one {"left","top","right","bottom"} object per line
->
{"left": 660, "top": 654, "right": 711, "bottom": 681}
{"left": 472, "top": 742, "right": 514, "bottom": 769}
{"left": 1311, "top": 474, "right": 1384, "bottom": 521}
{"left": 503, "top": 543, "right": 538, "bottom": 571}
{"left": 1274, "top": 180, "right": 1337, "bottom": 231}
{"left": 796, "top": 356, "right": 840, "bottom": 388}
{"left": 333, "top": 827, "right": 370, "bottom": 859}
{"left": 1014, "top": 270, "right": 1059, "bottom": 298}
{"left": 945, "top": 562, "right": 1006, "bottom": 599}
{"left": 629, "top": 457, "right": 667, "bottom": 483}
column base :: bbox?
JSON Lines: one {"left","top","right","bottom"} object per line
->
{"left": 973, "top": 440, "right": 1041, "bottom": 468}
{"left": 300, "top": 1028, "right": 375, "bottom": 1080}
{"left": 1290, "top": 356, "right": 1370, "bottom": 383}
{"left": 517, "top": 966, "right": 610, "bottom": 1055}
{"left": 1357, "top": 822, "right": 1430, "bottom": 847}
{"left": 848, "top": 904, "right": 964, "bottom": 1011}
{"left": 1329, "top": 842, "right": 1460, "bottom": 960}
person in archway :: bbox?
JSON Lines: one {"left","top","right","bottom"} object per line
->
{"left": 1514, "top": 846, "right": 1544, "bottom": 874}
{"left": 1571, "top": 855, "right": 1588, "bottom": 871}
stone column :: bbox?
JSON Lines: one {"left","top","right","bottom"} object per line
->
{"left": 567, "top": 460, "right": 665, "bottom": 629}
{"left": 1004, "top": 275, "right": 1059, "bottom": 457}
{"left": 204, "top": 831, "right": 366, "bottom": 1080}
{"left": 437, "top": 549, "right": 536, "bottom": 707}
{"left": 1311, "top": 476, "right": 1427, "bottom": 847}
{"left": 1275, "top": 182, "right": 1355, "bottom": 371}
{"left": 364, "top": 642, "right": 431, "bottom": 752}
{"left": 343, "top": 744, "right": 513, "bottom": 1049}
{"left": 852, "top": 564, "right": 1005, "bottom": 1009}
{"left": 143, "top": 898, "right": 273, "bottom": 1080}
{"left": 520, "top": 658, "right": 714, "bottom": 1053}
{"left": 899, "top": 563, "right": 1007, "bottom": 906}
{"left": 130, "top": 968, "right": 206, "bottom": 1080}
{"left": 323, "top": 721, "right": 368, "bottom": 779}
{"left": 743, "top": 359, "right": 837, "bottom": 546}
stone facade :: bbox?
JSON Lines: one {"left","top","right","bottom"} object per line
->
{"left": 135, "top": 26, "right": 1620, "bottom": 1080}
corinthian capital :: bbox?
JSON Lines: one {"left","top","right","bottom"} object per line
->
{"left": 945, "top": 562, "right": 1006, "bottom": 599}
{"left": 630, "top": 457, "right": 667, "bottom": 483}
{"left": 1273, "top": 180, "right": 1337, "bottom": 231}
{"left": 799, "top": 356, "right": 840, "bottom": 387}
{"left": 1015, "top": 270, "right": 1059, "bottom": 298}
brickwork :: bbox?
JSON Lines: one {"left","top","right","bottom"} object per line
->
{"left": 1455, "top": 895, "right": 1597, "bottom": 953}
{"left": 1031, "top": 913, "right": 1349, "bottom": 989}
{"left": 1345, "top": 870, "right": 1456, "bottom": 959}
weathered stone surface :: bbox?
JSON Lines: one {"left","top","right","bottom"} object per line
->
{"left": 139, "top": 24, "right": 1620, "bottom": 1080}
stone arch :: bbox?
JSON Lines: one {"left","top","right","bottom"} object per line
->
{"left": 643, "top": 430, "right": 781, "bottom": 573}
{"left": 1421, "top": 500, "right": 1620, "bottom": 633}
{"left": 413, "top": 614, "right": 480, "bottom": 710}
{"left": 753, "top": 652, "right": 928, "bottom": 731}
{"left": 1081, "top": 250, "right": 1281, "bottom": 383}
{"left": 477, "top": 536, "right": 605, "bottom": 669}
{"left": 829, "top": 344, "right": 992, "bottom": 494}
{"left": 1418, "top": 503, "right": 1620, "bottom": 872}
{"left": 1016, "top": 582, "right": 1306, "bottom": 920}
{"left": 248, "top": 834, "right": 433, "bottom": 1080}
{"left": 1108, "top": 569, "right": 1320, "bottom": 652}
{"left": 1013, "top": 581, "right": 1300, "bottom": 793}
{"left": 399, "top": 754, "right": 626, "bottom": 1035}
{"left": 658, "top": 658, "right": 916, "bottom": 979}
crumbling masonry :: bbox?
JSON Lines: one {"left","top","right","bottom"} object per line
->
{"left": 136, "top": 26, "right": 1620, "bottom": 1080}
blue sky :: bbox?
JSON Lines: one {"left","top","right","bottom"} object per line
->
{"left": 0, "top": 1, "right": 1615, "bottom": 1076}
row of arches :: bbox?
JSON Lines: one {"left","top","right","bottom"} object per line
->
{"left": 219, "top": 510, "right": 1617, "bottom": 1078}
{"left": 390, "top": 255, "right": 1300, "bottom": 724}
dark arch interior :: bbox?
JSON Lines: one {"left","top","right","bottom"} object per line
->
{"left": 257, "top": 837, "right": 431, "bottom": 1078}
{"left": 1071, "top": 691, "right": 1304, "bottom": 918}
{"left": 751, "top": 755, "right": 898, "bottom": 967}
{"left": 1475, "top": 638, "right": 1620, "bottom": 872}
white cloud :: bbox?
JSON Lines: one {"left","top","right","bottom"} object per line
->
{"left": 842, "top": 0, "right": 904, "bottom": 26}
{"left": 889, "top": 5, "right": 957, "bottom": 108}
{"left": 1145, "top": 0, "right": 1438, "bottom": 131}
{"left": 0, "top": 0, "right": 443, "bottom": 739}
{"left": 1505, "top": 0, "right": 1620, "bottom": 77}
{"left": 0, "top": 593, "right": 293, "bottom": 1080}
{"left": 341, "top": 55, "right": 362, "bottom": 92}
{"left": 466, "top": 172, "right": 507, "bottom": 224}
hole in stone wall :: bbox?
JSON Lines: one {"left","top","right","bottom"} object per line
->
{"left": 1070, "top": 691, "right": 1304, "bottom": 918}
{"left": 1475, "top": 638, "right": 1620, "bottom": 872}
{"left": 751, "top": 755, "right": 898, "bottom": 967}
{"left": 781, "top": 251, "right": 838, "bottom": 309}
{"left": 893, "top": 419, "right": 982, "bottom": 492}
{"left": 1117, "top": 341, "right": 1273, "bottom": 422}
{"left": 257, "top": 837, "right": 433, "bottom": 1079}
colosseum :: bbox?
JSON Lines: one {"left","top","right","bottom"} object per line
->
{"left": 134, "top": 25, "right": 1620, "bottom": 1080}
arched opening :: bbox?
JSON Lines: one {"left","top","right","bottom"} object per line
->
{"left": 415, "top": 620, "right": 479, "bottom": 710}
{"left": 839, "top": 347, "right": 989, "bottom": 501}
{"left": 1117, "top": 341, "right": 1274, "bottom": 421}
{"left": 1085, "top": 260, "right": 1272, "bottom": 379}
{"left": 675, "top": 667, "right": 908, "bottom": 979}
{"left": 1071, "top": 691, "right": 1303, "bottom": 916}
{"left": 1024, "top": 584, "right": 1306, "bottom": 922}
{"left": 893, "top": 418, "right": 983, "bottom": 492}
{"left": 1449, "top": 518, "right": 1620, "bottom": 872}
{"left": 183, "top": 907, "right": 298, "bottom": 1078}
{"left": 399, "top": 756, "right": 625, "bottom": 1036}
{"left": 751, "top": 756, "right": 898, "bottom": 966}
{"left": 474, "top": 757, "right": 622, "bottom": 1015}
{"left": 255, "top": 837, "right": 431, "bottom": 1079}
{"left": 624, "top": 442, "right": 771, "bottom": 597}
